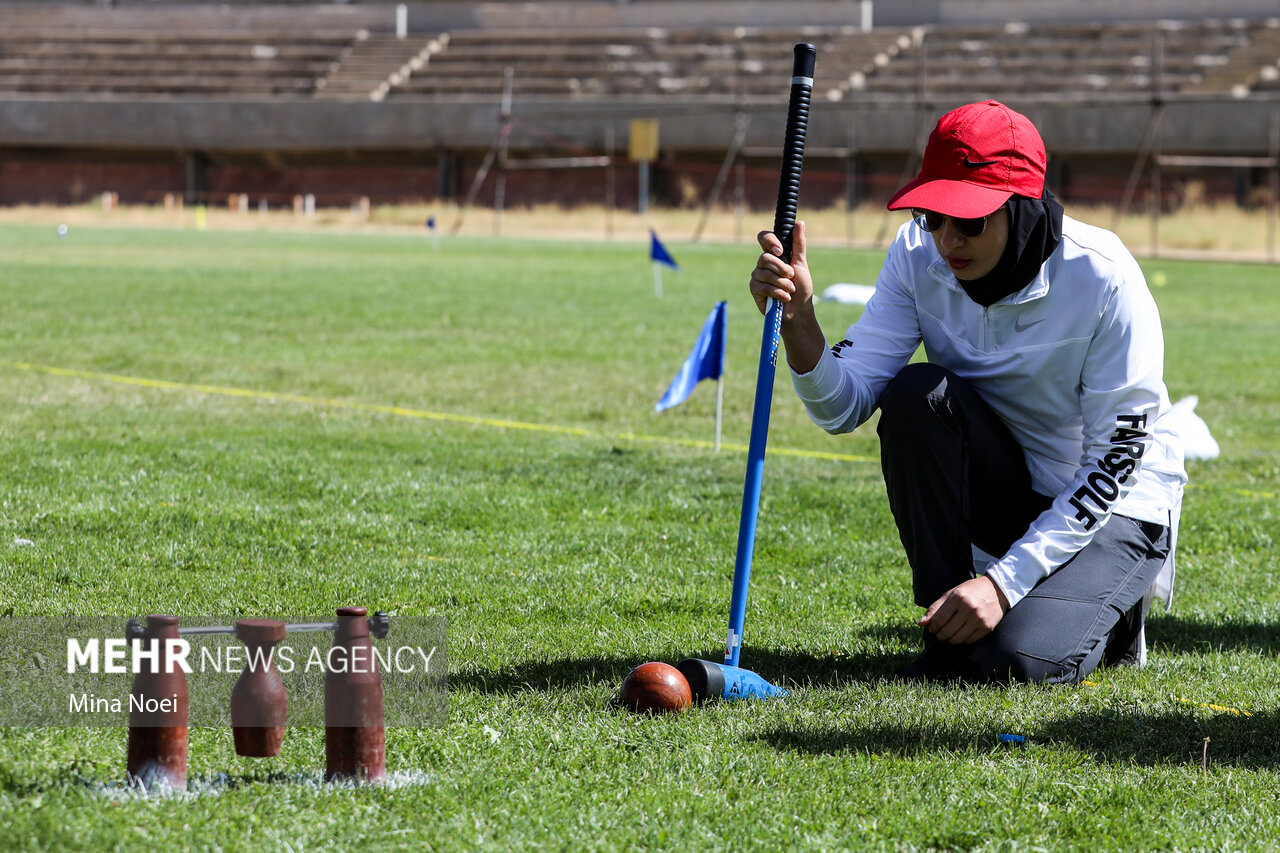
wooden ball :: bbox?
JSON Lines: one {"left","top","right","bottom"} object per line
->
{"left": 619, "top": 662, "right": 692, "bottom": 714}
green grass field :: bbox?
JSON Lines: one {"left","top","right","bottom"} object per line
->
{"left": 0, "top": 220, "right": 1277, "bottom": 851}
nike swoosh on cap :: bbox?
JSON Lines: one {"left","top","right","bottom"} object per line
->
{"left": 963, "top": 156, "right": 999, "bottom": 168}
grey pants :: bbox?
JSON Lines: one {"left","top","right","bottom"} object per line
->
{"left": 876, "top": 363, "right": 1170, "bottom": 684}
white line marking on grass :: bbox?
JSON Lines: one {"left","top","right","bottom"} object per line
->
{"left": 92, "top": 769, "right": 436, "bottom": 800}
{"left": 3, "top": 360, "right": 875, "bottom": 463}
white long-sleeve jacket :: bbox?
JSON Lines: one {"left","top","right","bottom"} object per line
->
{"left": 792, "top": 214, "right": 1187, "bottom": 608}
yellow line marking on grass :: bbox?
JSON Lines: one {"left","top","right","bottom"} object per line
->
{"left": 1235, "top": 488, "right": 1277, "bottom": 501}
{"left": 3, "top": 360, "right": 875, "bottom": 463}
{"left": 1174, "top": 696, "right": 1253, "bottom": 717}
{"left": 1186, "top": 483, "right": 1276, "bottom": 502}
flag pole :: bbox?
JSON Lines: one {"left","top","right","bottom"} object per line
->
{"left": 714, "top": 374, "right": 723, "bottom": 452}
{"left": 714, "top": 301, "right": 726, "bottom": 451}
{"left": 652, "top": 261, "right": 663, "bottom": 298}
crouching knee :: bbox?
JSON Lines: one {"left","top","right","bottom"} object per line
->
{"left": 876, "top": 363, "right": 962, "bottom": 444}
{"left": 877, "top": 363, "right": 954, "bottom": 415}
{"left": 968, "top": 629, "right": 1093, "bottom": 686}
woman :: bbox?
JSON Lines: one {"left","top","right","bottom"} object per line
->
{"left": 749, "top": 100, "right": 1187, "bottom": 683}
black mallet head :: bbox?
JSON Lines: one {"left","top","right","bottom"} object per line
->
{"left": 676, "top": 658, "right": 787, "bottom": 703}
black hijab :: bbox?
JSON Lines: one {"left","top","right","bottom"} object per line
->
{"left": 957, "top": 189, "right": 1064, "bottom": 307}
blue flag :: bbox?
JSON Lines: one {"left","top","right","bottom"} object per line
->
{"left": 655, "top": 301, "right": 727, "bottom": 412}
{"left": 649, "top": 229, "right": 679, "bottom": 269}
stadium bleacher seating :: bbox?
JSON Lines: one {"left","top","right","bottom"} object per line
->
{"left": 845, "top": 19, "right": 1277, "bottom": 100}
{"left": 1184, "top": 22, "right": 1280, "bottom": 95}
{"left": 0, "top": 13, "right": 1277, "bottom": 102}
{"left": 316, "top": 33, "right": 447, "bottom": 101}
{"left": 0, "top": 28, "right": 358, "bottom": 97}
{"left": 359, "top": 18, "right": 1280, "bottom": 104}
{"left": 381, "top": 26, "right": 915, "bottom": 101}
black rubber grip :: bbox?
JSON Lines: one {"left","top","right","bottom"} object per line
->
{"left": 772, "top": 43, "right": 817, "bottom": 264}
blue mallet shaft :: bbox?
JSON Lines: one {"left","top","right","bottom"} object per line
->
{"left": 724, "top": 43, "right": 816, "bottom": 668}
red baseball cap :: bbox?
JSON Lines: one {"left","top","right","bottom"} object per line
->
{"left": 887, "top": 100, "right": 1046, "bottom": 218}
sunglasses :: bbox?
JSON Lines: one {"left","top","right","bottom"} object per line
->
{"left": 911, "top": 206, "right": 1004, "bottom": 239}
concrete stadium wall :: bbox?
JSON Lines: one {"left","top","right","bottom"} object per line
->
{"left": 3, "top": 96, "right": 1278, "bottom": 157}
{"left": 2, "top": 89, "right": 1277, "bottom": 210}
{"left": 2, "top": 140, "right": 1255, "bottom": 212}
{"left": 0, "top": 156, "right": 185, "bottom": 206}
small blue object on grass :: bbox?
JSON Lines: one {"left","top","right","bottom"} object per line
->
{"left": 998, "top": 734, "right": 1026, "bottom": 744}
